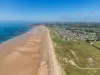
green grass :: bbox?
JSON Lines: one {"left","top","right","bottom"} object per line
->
{"left": 48, "top": 27, "right": 100, "bottom": 75}
{"left": 93, "top": 41, "right": 100, "bottom": 48}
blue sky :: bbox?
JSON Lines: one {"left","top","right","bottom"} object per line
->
{"left": 0, "top": 0, "right": 100, "bottom": 22}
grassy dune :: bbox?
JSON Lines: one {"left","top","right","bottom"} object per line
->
{"left": 93, "top": 41, "right": 100, "bottom": 48}
{"left": 48, "top": 27, "right": 100, "bottom": 75}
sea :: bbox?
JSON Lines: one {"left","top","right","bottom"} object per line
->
{"left": 0, "top": 22, "right": 33, "bottom": 44}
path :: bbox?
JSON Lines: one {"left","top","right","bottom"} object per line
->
{"left": 68, "top": 50, "right": 100, "bottom": 70}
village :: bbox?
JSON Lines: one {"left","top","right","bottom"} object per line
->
{"left": 48, "top": 23, "right": 100, "bottom": 42}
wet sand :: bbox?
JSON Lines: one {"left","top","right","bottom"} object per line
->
{"left": 0, "top": 25, "right": 61, "bottom": 75}
{"left": 0, "top": 26, "right": 42, "bottom": 75}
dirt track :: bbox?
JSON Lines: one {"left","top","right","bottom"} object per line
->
{"left": 0, "top": 26, "right": 62, "bottom": 75}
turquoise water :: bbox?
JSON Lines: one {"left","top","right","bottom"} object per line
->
{"left": 0, "top": 22, "right": 32, "bottom": 43}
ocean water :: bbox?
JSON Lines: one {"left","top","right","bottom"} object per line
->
{"left": 0, "top": 22, "right": 32, "bottom": 43}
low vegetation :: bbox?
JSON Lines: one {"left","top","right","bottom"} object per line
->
{"left": 48, "top": 26, "right": 100, "bottom": 75}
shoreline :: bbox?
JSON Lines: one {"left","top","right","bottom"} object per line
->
{"left": 0, "top": 27, "right": 34, "bottom": 45}
{"left": 0, "top": 25, "right": 42, "bottom": 75}
{"left": 0, "top": 26, "right": 39, "bottom": 60}
{"left": 0, "top": 25, "right": 62, "bottom": 75}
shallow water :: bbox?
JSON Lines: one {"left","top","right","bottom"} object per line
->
{"left": 0, "top": 22, "right": 32, "bottom": 43}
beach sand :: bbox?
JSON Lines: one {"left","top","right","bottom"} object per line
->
{"left": 0, "top": 26, "right": 42, "bottom": 75}
{"left": 0, "top": 25, "right": 62, "bottom": 75}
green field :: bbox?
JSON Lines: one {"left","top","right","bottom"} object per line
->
{"left": 93, "top": 41, "right": 100, "bottom": 48}
{"left": 49, "top": 27, "right": 100, "bottom": 75}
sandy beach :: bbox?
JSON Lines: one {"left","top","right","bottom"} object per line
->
{"left": 0, "top": 25, "right": 61, "bottom": 75}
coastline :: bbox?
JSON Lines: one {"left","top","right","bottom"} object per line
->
{"left": 0, "top": 27, "right": 34, "bottom": 44}
{"left": 0, "top": 25, "right": 62, "bottom": 75}
{"left": 0, "top": 25, "right": 42, "bottom": 75}
{"left": 0, "top": 26, "right": 37, "bottom": 60}
{"left": 37, "top": 26, "right": 62, "bottom": 75}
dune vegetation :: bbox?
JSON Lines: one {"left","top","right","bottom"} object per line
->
{"left": 48, "top": 26, "right": 100, "bottom": 75}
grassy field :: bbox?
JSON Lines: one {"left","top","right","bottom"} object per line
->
{"left": 93, "top": 41, "right": 100, "bottom": 48}
{"left": 48, "top": 27, "right": 100, "bottom": 75}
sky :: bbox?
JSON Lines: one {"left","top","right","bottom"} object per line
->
{"left": 0, "top": 0, "right": 100, "bottom": 22}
